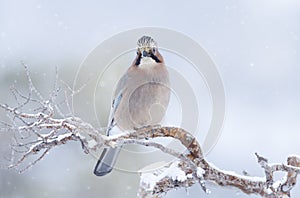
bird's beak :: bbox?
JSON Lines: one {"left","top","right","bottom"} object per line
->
{"left": 142, "top": 50, "right": 150, "bottom": 57}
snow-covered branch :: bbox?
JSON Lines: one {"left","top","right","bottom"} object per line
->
{"left": 0, "top": 64, "right": 299, "bottom": 197}
{"left": 131, "top": 127, "right": 300, "bottom": 198}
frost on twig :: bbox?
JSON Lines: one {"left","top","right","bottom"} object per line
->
{"left": 0, "top": 64, "right": 299, "bottom": 197}
{"left": 0, "top": 62, "right": 102, "bottom": 173}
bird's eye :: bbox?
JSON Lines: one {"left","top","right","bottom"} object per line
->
{"left": 152, "top": 48, "right": 156, "bottom": 53}
{"left": 136, "top": 51, "right": 139, "bottom": 55}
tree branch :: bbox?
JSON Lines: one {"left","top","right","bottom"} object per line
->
{"left": 0, "top": 64, "right": 299, "bottom": 197}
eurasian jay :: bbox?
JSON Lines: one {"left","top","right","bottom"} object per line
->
{"left": 94, "top": 36, "right": 170, "bottom": 176}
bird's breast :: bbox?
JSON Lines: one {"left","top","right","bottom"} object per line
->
{"left": 114, "top": 64, "right": 170, "bottom": 131}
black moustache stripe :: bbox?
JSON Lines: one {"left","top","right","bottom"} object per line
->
{"left": 135, "top": 54, "right": 161, "bottom": 66}
{"left": 135, "top": 54, "right": 142, "bottom": 66}
{"left": 150, "top": 54, "right": 161, "bottom": 63}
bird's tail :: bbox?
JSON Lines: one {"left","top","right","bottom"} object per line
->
{"left": 93, "top": 147, "right": 121, "bottom": 176}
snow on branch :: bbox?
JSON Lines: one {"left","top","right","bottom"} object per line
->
{"left": 0, "top": 64, "right": 299, "bottom": 197}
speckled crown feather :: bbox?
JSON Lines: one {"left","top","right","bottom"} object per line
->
{"left": 137, "top": 36, "right": 157, "bottom": 49}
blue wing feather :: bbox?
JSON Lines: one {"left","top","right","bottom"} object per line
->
{"left": 106, "top": 74, "right": 128, "bottom": 135}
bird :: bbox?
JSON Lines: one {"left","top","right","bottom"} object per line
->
{"left": 93, "top": 36, "right": 170, "bottom": 176}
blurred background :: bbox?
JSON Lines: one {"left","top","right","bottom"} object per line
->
{"left": 0, "top": 0, "right": 300, "bottom": 197}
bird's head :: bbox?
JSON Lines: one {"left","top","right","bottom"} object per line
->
{"left": 137, "top": 36, "right": 157, "bottom": 57}
{"left": 135, "top": 36, "right": 162, "bottom": 65}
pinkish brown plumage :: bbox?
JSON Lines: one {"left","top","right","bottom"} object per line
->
{"left": 94, "top": 36, "right": 170, "bottom": 176}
